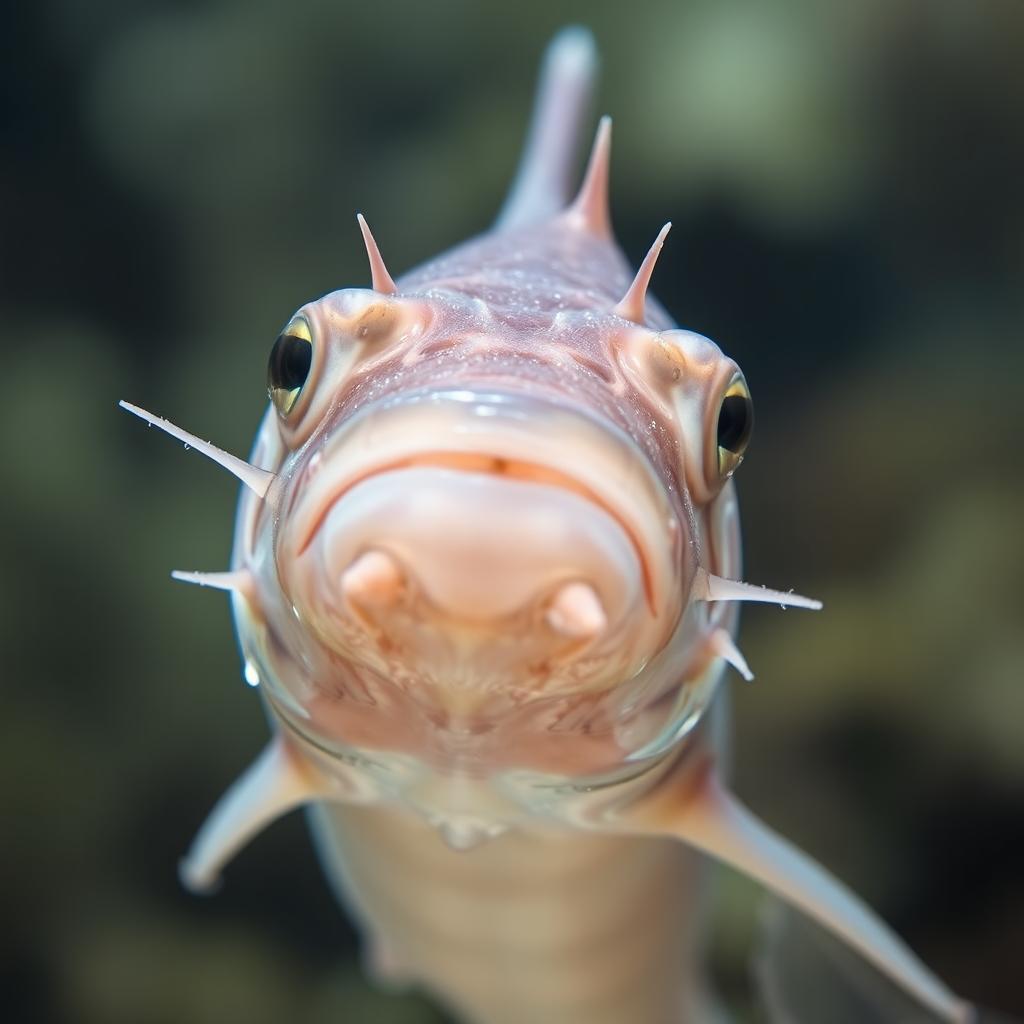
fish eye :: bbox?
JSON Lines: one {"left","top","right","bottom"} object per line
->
{"left": 268, "top": 317, "right": 313, "bottom": 418}
{"left": 715, "top": 373, "right": 753, "bottom": 477}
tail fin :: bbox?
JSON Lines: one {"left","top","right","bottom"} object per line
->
{"left": 495, "top": 26, "right": 599, "bottom": 230}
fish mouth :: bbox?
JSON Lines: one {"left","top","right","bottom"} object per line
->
{"left": 295, "top": 448, "right": 657, "bottom": 613}
{"left": 281, "top": 388, "right": 686, "bottom": 622}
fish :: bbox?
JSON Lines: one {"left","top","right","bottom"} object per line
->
{"left": 120, "top": 25, "right": 976, "bottom": 1024}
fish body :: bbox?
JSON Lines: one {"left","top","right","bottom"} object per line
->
{"left": 221, "top": 123, "right": 736, "bottom": 1022}
{"left": 122, "top": 27, "right": 975, "bottom": 1024}
{"left": 314, "top": 806, "right": 707, "bottom": 1024}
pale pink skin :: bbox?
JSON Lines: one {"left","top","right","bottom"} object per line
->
{"left": 123, "top": 27, "right": 974, "bottom": 1024}
{"left": 243, "top": 221, "right": 742, "bottom": 781}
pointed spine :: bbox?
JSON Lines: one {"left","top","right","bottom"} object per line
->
{"left": 565, "top": 116, "right": 612, "bottom": 237}
{"left": 692, "top": 568, "right": 823, "bottom": 611}
{"left": 357, "top": 214, "right": 398, "bottom": 295}
{"left": 613, "top": 222, "right": 672, "bottom": 324}
{"left": 172, "top": 569, "right": 254, "bottom": 596}
{"left": 708, "top": 627, "right": 754, "bottom": 681}
{"left": 119, "top": 401, "right": 275, "bottom": 499}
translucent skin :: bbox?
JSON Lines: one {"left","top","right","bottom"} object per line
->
{"left": 145, "top": 27, "right": 971, "bottom": 1024}
{"left": 231, "top": 214, "right": 743, "bottom": 802}
{"left": 218, "top": 58, "right": 747, "bottom": 1021}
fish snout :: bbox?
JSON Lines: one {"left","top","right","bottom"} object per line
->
{"left": 275, "top": 389, "right": 687, "bottom": 701}
{"left": 288, "top": 464, "right": 651, "bottom": 695}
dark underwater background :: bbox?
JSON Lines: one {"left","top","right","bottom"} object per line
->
{"left": 2, "top": 1, "right": 1022, "bottom": 1021}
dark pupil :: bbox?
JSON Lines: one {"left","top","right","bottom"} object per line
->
{"left": 717, "top": 394, "right": 752, "bottom": 453}
{"left": 267, "top": 333, "right": 312, "bottom": 394}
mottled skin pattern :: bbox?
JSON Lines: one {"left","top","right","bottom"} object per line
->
{"left": 121, "top": 27, "right": 974, "bottom": 1024}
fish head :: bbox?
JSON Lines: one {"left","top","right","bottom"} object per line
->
{"left": 239, "top": 277, "right": 755, "bottom": 801}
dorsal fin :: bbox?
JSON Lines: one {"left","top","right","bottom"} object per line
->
{"left": 613, "top": 222, "right": 672, "bottom": 323}
{"left": 496, "top": 27, "right": 598, "bottom": 230}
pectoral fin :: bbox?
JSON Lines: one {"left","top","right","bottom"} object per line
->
{"left": 179, "top": 735, "right": 328, "bottom": 894}
{"left": 626, "top": 764, "right": 974, "bottom": 1024}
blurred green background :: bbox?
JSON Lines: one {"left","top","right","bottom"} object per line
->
{"left": 3, "top": 1, "right": 1022, "bottom": 1022}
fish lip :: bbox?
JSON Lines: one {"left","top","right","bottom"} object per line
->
{"left": 281, "top": 386, "right": 685, "bottom": 624}
{"left": 297, "top": 451, "right": 658, "bottom": 615}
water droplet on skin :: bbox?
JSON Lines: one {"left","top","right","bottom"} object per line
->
{"left": 436, "top": 819, "right": 507, "bottom": 851}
